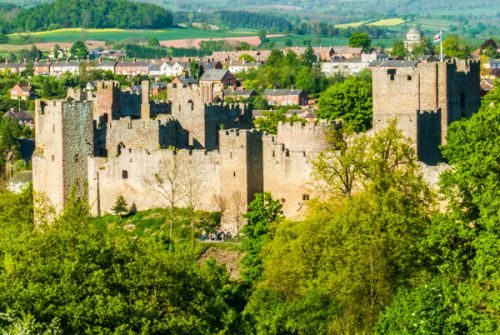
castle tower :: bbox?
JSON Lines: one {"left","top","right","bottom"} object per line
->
{"left": 371, "top": 59, "right": 480, "bottom": 164}
{"left": 32, "top": 98, "right": 94, "bottom": 216}
{"left": 95, "top": 81, "right": 120, "bottom": 122}
{"left": 219, "top": 129, "right": 263, "bottom": 233}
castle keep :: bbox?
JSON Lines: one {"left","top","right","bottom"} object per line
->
{"left": 33, "top": 80, "right": 329, "bottom": 231}
{"left": 370, "top": 59, "right": 480, "bottom": 164}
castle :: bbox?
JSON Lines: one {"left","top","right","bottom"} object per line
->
{"left": 370, "top": 59, "right": 480, "bottom": 165}
{"left": 33, "top": 58, "right": 481, "bottom": 229}
{"left": 33, "top": 80, "right": 330, "bottom": 231}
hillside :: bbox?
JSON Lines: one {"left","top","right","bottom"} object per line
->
{"left": 6, "top": 0, "right": 173, "bottom": 32}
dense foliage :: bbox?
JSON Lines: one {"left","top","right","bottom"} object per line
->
{"left": 239, "top": 48, "right": 330, "bottom": 94}
{"left": 10, "top": 0, "right": 173, "bottom": 32}
{"left": 317, "top": 70, "right": 372, "bottom": 132}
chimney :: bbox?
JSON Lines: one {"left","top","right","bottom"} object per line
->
{"left": 140, "top": 80, "right": 151, "bottom": 120}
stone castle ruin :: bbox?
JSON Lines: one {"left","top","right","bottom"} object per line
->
{"left": 371, "top": 59, "right": 480, "bottom": 165}
{"left": 33, "top": 58, "right": 481, "bottom": 230}
{"left": 33, "top": 80, "right": 329, "bottom": 231}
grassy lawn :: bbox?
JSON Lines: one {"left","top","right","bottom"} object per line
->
{"left": 9, "top": 27, "right": 258, "bottom": 43}
{"left": 92, "top": 207, "right": 221, "bottom": 243}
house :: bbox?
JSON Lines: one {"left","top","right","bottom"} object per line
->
{"left": 87, "top": 59, "right": 117, "bottom": 73}
{"left": 480, "top": 79, "right": 494, "bottom": 96}
{"left": 489, "top": 59, "right": 500, "bottom": 78}
{"left": 3, "top": 109, "right": 34, "bottom": 127}
{"left": 199, "top": 69, "right": 237, "bottom": 88}
{"left": 34, "top": 61, "right": 52, "bottom": 76}
{"left": 228, "top": 60, "right": 262, "bottom": 74}
{"left": 321, "top": 58, "right": 369, "bottom": 76}
{"left": 223, "top": 88, "right": 256, "bottom": 100}
{"left": 160, "top": 61, "right": 189, "bottom": 77}
{"left": 264, "top": 88, "right": 308, "bottom": 106}
{"left": 115, "top": 60, "right": 150, "bottom": 76}
{"left": 171, "top": 75, "right": 197, "bottom": 86}
{"left": 201, "top": 60, "right": 223, "bottom": 72}
{"left": 10, "top": 84, "right": 33, "bottom": 100}
{"left": 0, "top": 61, "right": 27, "bottom": 74}
{"left": 50, "top": 60, "right": 81, "bottom": 76}
{"left": 210, "top": 50, "right": 271, "bottom": 64}
{"left": 148, "top": 64, "right": 163, "bottom": 77}
{"left": 152, "top": 82, "right": 168, "bottom": 96}
{"left": 332, "top": 47, "right": 363, "bottom": 60}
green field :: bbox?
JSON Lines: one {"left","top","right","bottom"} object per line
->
{"left": 9, "top": 27, "right": 257, "bottom": 43}
{"left": 269, "top": 35, "right": 393, "bottom": 48}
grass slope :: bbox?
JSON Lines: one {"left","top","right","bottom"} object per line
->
{"left": 9, "top": 27, "right": 257, "bottom": 43}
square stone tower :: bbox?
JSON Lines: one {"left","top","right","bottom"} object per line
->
{"left": 32, "top": 99, "right": 94, "bottom": 214}
{"left": 371, "top": 59, "right": 480, "bottom": 164}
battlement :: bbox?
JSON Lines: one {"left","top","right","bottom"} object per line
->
{"left": 220, "top": 128, "right": 261, "bottom": 137}
{"left": 275, "top": 120, "right": 331, "bottom": 153}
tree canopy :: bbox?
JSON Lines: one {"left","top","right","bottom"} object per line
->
{"left": 11, "top": 0, "right": 173, "bottom": 32}
{"left": 317, "top": 71, "right": 372, "bottom": 132}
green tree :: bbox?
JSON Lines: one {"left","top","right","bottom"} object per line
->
{"left": 240, "top": 193, "right": 282, "bottom": 283}
{"left": 53, "top": 44, "right": 61, "bottom": 59}
{"left": 317, "top": 73, "right": 372, "bottom": 132}
{"left": 411, "top": 37, "right": 434, "bottom": 59}
{"left": 349, "top": 32, "right": 371, "bottom": 52}
{"left": 189, "top": 61, "right": 201, "bottom": 80}
{"left": 70, "top": 40, "right": 88, "bottom": 59}
{"left": 246, "top": 123, "right": 431, "bottom": 333}
{"left": 147, "top": 37, "right": 160, "bottom": 47}
{"left": 390, "top": 39, "right": 407, "bottom": 58}
{"left": 111, "top": 195, "right": 128, "bottom": 216}
{"left": 239, "top": 53, "right": 256, "bottom": 63}
{"left": 439, "top": 34, "right": 471, "bottom": 59}
{"left": 302, "top": 46, "right": 317, "bottom": 67}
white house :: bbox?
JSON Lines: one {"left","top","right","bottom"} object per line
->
{"left": 160, "top": 61, "right": 189, "bottom": 77}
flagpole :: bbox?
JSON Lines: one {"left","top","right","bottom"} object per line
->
{"left": 440, "top": 30, "right": 443, "bottom": 62}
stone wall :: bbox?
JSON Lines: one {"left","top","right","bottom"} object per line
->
{"left": 88, "top": 148, "right": 222, "bottom": 216}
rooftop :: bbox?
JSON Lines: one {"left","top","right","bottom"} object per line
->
{"left": 200, "top": 69, "right": 230, "bottom": 81}
{"left": 264, "top": 88, "right": 305, "bottom": 96}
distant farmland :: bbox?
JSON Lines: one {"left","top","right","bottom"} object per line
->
{"left": 9, "top": 27, "right": 258, "bottom": 43}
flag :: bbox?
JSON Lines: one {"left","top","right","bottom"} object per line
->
{"left": 434, "top": 32, "right": 441, "bottom": 43}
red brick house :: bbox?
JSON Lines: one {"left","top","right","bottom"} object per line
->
{"left": 10, "top": 84, "right": 33, "bottom": 100}
{"left": 264, "top": 88, "right": 308, "bottom": 106}
{"left": 199, "top": 69, "right": 236, "bottom": 88}
{"left": 34, "top": 61, "right": 51, "bottom": 76}
{"left": 115, "top": 60, "right": 150, "bottom": 76}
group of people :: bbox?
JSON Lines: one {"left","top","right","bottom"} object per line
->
{"left": 200, "top": 230, "right": 232, "bottom": 241}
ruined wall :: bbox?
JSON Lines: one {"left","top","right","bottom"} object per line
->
{"left": 88, "top": 148, "right": 221, "bottom": 216}
{"left": 276, "top": 121, "right": 331, "bottom": 152}
{"left": 262, "top": 134, "right": 317, "bottom": 220}
{"left": 169, "top": 82, "right": 251, "bottom": 150}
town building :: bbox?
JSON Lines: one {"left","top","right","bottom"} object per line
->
{"left": 264, "top": 88, "right": 308, "bottom": 106}
{"left": 404, "top": 28, "right": 422, "bottom": 51}
{"left": 10, "top": 84, "right": 33, "bottom": 100}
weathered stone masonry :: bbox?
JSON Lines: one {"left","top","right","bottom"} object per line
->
{"left": 33, "top": 80, "right": 327, "bottom": 231}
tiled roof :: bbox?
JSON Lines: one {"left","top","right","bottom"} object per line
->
{"left": 200, "top": 69, "right": 230, "bottom": 81}
{"left": 369, "top": 60, "right": 420, "bottom": 68}
{"left": 264, "top": 88, "right": 305, "bottom": 96}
